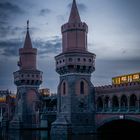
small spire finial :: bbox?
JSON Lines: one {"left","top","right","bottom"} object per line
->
{"left": 27, "top": 20, "right": 29, "bottom": 31}
{"left": 24, "top": 20, "right": 32, "bottom": 49}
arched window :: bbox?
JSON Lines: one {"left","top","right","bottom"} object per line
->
{"left": 63, "top": 82, "right": 66, "bottom": 95}
{"left": 80, "top": 81, "right": 84, "bottom": 94}
{"left": 97, "top": 97, "right": 103, "bottom": 111}
{"left": 112, "top": 96, "right": 119, "bottom": 111}
{"left": 121, "top": 95, "right": 128, "bottom": 111}
{"left": 130, "top": 94, "right": 137, "bottom": 111}
{"left": 104, "top": 96, "right": 110, "bottom": 111}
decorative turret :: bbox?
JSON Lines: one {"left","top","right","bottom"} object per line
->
{"left": 18, "top": 20, "right": 37, "bottom": 70}
{"left": 11, "top": 21, "right": 43, "bottom": 129}
{"left": 61, "top": 0, "right": 88, "bottom": 52}
{"left": 56, "top": 0, "right": 95, "bottom": 75}
{"left": 13, "top": 21, "right": 42, "bottom": 87}
{"left": 68, "top": 0, "right": 81, "bottom": 23}
{"left": 52, "top": 0, "right": 96, "bottom": 135}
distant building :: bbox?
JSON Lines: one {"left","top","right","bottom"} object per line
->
{"left": 39, "top": 88, "right": 57, "bottom": 111}
{"left": 39, "top": 88, "right": 51, "bottom": 97}
{"left": 0, "top": 90, "right": 16, "bottom": 127}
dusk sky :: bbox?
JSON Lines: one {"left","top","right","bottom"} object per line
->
{"left": 0, "top": 0, "right": 140, "bottom": 93}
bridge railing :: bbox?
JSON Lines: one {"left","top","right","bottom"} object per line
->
{"left": 129, "top": 106, "right": 137, "bottom": 112}
{"left": 112, "top": 107, "right": 119, "bottom": 112}
{"left": 120, "top": 107, "right": 128, "bottom": 112}
{"left": 96, "top": 106, "right": 139, "bottom": 113}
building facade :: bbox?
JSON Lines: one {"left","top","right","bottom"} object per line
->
{"left": 0, "top": 0, "right": 139, "bottom": 134}
{"left": 0, "top": 90, "right": 16, "bottom": 128}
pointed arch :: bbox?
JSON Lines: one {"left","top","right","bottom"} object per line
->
{"left": 60, "top": 80, "right": 68, "bottom": 95}
{"left": 112, "top": 96, "right": 119, "bottom": 111}
{"left": 129, "top": 94, "right": 137, "bottom": 111}
{"left": 104, "top": 96, "right": 110, "bottom": 111}
{"left": 63, "top": 82, "right": 66, "bottom": 95}
{"left": 97, "top": 97, "right": 103, "bottom": 111}
{"left": 80, "top": 81, "right": 84, "bottom": 94}
{"left": 76, "top": 79, "right": 88, "bottom": 95}
{"left": 120, "top": 95, "right": 128, "bottom": 111}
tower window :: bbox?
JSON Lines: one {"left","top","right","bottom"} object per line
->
{"left": 77, "top": 58, "right": 80, "bottom": 62}
{"left": 63, "top": 82, "right": 66, "bottom": 95}
{"left": 89, "top": 59, "right": 92, "bottom": 62}
{"left": 80, "top": 81, "right": 84, "bottom": 94}
{"left": 83, "top": 58, "right": 86, "bottom": 62}
{"left": 69, "top": 58, "right": 72, "bottom": 62}
{"left": 31, "top": 80, "right": 34, "bottom": 85}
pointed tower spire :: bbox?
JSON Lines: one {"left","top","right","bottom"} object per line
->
{"left": 68, "top": 0, "right": 81, "bottom": 23}
{"left": 23, "top": 20, "right": 32, "bottom": 49}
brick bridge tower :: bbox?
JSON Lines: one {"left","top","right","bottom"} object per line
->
{"left": 51, "top": 0, "right": 96, "bottom": 134}
{"left": 10, "top": 21, "right": 43, "bottom": 129}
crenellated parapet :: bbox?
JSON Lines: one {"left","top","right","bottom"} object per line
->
{"left": 13, "top": 70, "right": 42, "bottom": 86}
{"left": 55, "top": 52, "right": 95, "bottom": 75}
{"left": 61, "top": 22, "right": 88, "bottom": 33}
{"left": 95, "top": 82, "right": 140, "bottom": 94}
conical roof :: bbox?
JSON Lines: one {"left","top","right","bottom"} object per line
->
{"left": 23, "top": 20, "right": 32, "bottom": 49}
{"left": 68, "top": 0, "right": 81, "bottom": 23}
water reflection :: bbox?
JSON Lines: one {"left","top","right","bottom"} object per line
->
{"left": 0, "top": 130, "right": 135, "bottom": 140}
{"left": 1, "top": 130, "right": 98, "bottom": 140}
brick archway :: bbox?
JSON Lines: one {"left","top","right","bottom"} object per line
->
{"left": 96, "top": 116, "right": 140, "bottom": 133}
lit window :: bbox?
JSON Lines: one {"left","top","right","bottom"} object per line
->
{"left": 121, "top": 76, "right": 127, "bottom": 82}
{"left": 133, "top": 74, "right": 139, "bottom": 80}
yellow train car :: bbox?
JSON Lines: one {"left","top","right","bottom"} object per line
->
{"left": 112, "top": 72, "right": 140, "bottom": 85}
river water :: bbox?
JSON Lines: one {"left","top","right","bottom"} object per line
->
{"left": 0, "top": 130, "right": 137, "bottom": 140}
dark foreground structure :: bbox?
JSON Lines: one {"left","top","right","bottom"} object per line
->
{"left": 1, "top": 0, "right": 140, "bottom": 136}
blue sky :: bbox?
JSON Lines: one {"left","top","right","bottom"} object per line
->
{"left": 0, "top": 0, "right": 140, "bottom": 93}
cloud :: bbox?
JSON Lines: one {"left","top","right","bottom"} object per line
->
{"left": 77, "top": 3, "right": 87, "bottom": 12}
{"left": 68, "top": 2, "right": 87, "bottom": 13}
{"left": 57, "top": 15, "right": 65, "bottom": 23}
{"left": 93, "top": 59, "right": 140, "bottom": 86}
{"left": 0, "top": 2, "right": 25, "bottom": 30}
{"left": 0, "top": 2, "right": 24, "bottom": 16}
{"left": 0, "top": 36, "right": 61, "bottom": 58}
{"left": 0, "top": 39, "right": 21, "bottom": 57}
{"left": 0, "top": 2, "right": 25, "bottom": 38}
{"left": 35, "top": 37, "right": 61, "bottom": 57}
{"left": 0, "top": 25, "right": 24, "bottom": 38}
{"left": 39, "top": 8, "right": 51, "bottom": 16}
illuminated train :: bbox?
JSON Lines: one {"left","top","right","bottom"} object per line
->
{"left": 112, "top": 72, "right": 140, "bottom": 85}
